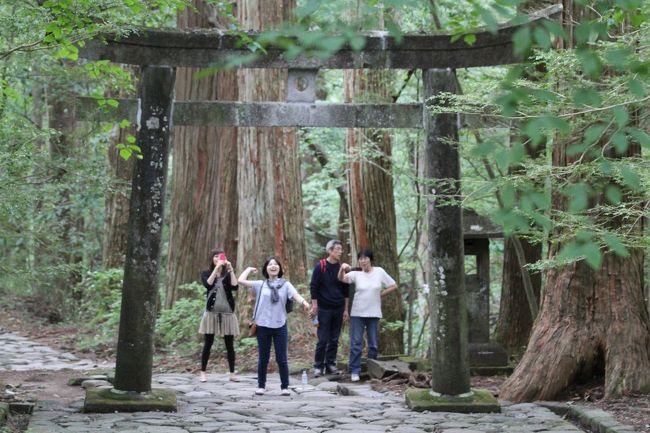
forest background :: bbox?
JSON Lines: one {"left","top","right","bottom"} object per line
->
{"left": 0, "top": 0, "right": 649, "bottom": 408}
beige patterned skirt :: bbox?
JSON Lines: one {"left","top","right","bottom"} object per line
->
{"left": 198, "top": 311, "right": 240, "bottom": 336}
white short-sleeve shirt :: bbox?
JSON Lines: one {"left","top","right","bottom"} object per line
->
{"left": 249, "top": 279, "right": 298, "bottom": 328}
{"left": 346, "top": 267, "right": 396, "bottom": 318}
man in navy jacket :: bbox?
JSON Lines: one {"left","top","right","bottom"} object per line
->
{"left": 309, "top": 239, "right": 350, "bottom": 376}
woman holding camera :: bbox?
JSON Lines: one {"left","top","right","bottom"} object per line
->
{"left": 198, "top": 248, "right": 239, "bottom": 383}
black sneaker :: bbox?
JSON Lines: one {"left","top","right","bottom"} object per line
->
{"left": 325, "top": 365, "right": 339, "bottom": 374}
{"left": 313, "top": 368, "right": 323, "bottom": 377}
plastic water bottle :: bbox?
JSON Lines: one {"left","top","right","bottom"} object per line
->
{"left": 301, "top": 369, "right": 308, "bottom": 387}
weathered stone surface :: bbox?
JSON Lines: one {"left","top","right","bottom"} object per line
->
{"left": 468, "top": 342, "right": 509, "bottom": 367}
{"left": 405, "top": 388, "right": 500, "bottom": 413}
{"left": 83, "top": 388, "right": 177, "bottom": 413}
{"left": 78, "top": 5, "right": 562, "bottom": 69}
{"left": 367, "top": 359, "right": 412, "bottom": 379}
{"left": 9, "top": 402, "right": 35, "bottom": 415}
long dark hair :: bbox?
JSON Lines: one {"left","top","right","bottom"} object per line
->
{"left": 261, "top": 256, "right": 284, "bottom": 279}
{"left": 207, "top": 248, "right": 225, "bottom": 273}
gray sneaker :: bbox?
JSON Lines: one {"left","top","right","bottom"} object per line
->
{"left": 325, "top": 365, "right": 339, "bottom": 374}
{"left": 313, "top": 368, "right": 323, "bottom": 377}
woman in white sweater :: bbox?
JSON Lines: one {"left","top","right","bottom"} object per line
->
{"left": 338, "top": 249, "right": 398, "bottom": 382}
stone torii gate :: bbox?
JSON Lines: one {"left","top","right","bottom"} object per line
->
{"left": 76, "top": 4, "right": 560, "bottom": 411}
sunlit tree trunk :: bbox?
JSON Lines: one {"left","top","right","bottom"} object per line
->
{"left": 235, "top": 0, "right": 307, "bottom": 313}
{"left": 164, "top": 1, "right": 239, "bottom": 308}
{"left": 344, "top": 68, "right": 403, "bottom": 355}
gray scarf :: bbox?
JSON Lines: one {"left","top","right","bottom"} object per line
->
{"left": 266, "top": 278, "right": 286, "bottom": 303}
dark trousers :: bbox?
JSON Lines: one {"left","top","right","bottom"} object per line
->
{"left": 201, "top": 334, "right": 235, "bottom": 372}
{"left": 313, "top": 305, "right": 344, "bottom": 370}
{"left": 256, "top": 323, "right": 289, "bottom": 389}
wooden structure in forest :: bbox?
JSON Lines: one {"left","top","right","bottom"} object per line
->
{"left": 75, "top": 4, "right": 561, "bottom": 400}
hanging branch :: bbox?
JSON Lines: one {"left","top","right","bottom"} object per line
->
{"left": 474, "top": 130, "right": 539, "bottom": 319}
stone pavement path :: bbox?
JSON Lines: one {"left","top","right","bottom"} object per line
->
{"left": 1, "top": 331, "right": 586, "bottom": 433}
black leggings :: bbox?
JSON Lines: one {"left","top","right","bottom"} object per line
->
{"left": 201, "top": 334, "right": 235, "bottom": 372}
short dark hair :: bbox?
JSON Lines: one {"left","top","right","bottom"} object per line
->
{"left": 262, "top": 256, "right": 284, "bottom": 279}
{"left": 208, "top": 248, "right": 224, "bottom": 271}
{"left": 357, "top": 248, "right": 374, "bottom": 262}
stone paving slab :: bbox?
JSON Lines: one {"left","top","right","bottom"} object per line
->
{"left": 0, "top": 331, "right": 594, "bottom": 433}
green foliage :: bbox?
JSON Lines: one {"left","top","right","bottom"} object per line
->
{"left": 72, "top": 269, "right": 124, "bottom": 349}
{"left": 155, "top": 282, "right": 204, "bottom": 356}
{"left": 437, "top": 1, "right": 650, "bottom": 269}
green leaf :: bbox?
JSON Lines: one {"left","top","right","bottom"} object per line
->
{"left": 612, "top": 106, "right": 628, "bottom": 127}
{"left": 627, "top": 79, "right": 646, "bottom": 97}
{"left": 479, "top": 7, "right": 498, "bottom": 33}
{"left": 582, "top": 242, "right": 602, "bottom": 269}
{"left": 626, "top": 127, "right": 650, "bottom": 148}
{"left": 573, "top": 87, "right": 602, "bottom": 106}
{"left": 605, "top": 185, "right": 622, "bottom": 204}
{"left": 577, "top": 49, "right": 602, "bottom": 77}
{"left": 530, "top": 89, "right": 558, "bottom": 102}
{"left": 119, "top": 119, "right": 131, "bottom": 128}
{"left": 583, "top": 124, "right": 607, "bottom": 146}
{"left": 619, "top": 165, "right": 641, "bottom": 191}
{"left": 512, "top": 26, "right": 531, "bottom": 56}
{"left": 564, "top": 183, "right": 589, "bottom": 213}
{"left": 106, "top": 99, "right": 119, "bottom": 108}
{"left": 349, "top": 35, "right": 366, "bottom": 51}
{"left": 495, "top": 148, "right": 512, "bottom": 173}
{"left": 542, "top": 19, "right": 568, "bottom": 40}
{"left": 284, "top": 44, "right": 304, "bottom": 60}
{"left": 611, "top": 131, "right": 628, "bottom": 153}
{"left": 119, "top": 148, "right": 131, "bottom": 160}
{"left": 603, "top": 48, "right": 630, "bottom": 70}
{"left": 558, "top": 239, "right": 602, "bottom": 268}
{"left": 463, "top": 34, "right": 477, "bottom": 45}
{"left": 499, "top": 184, "right": 515, "bottom": 209}
{"left": 533, "top": 26, "right": 551, "bottom": 50}
{"left": 602, "top": 234, "right": 629, "bottom": 257}
{"left": 126, "top": 134, "right": 136, "bottom": 144}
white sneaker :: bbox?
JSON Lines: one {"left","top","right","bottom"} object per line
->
{"left": 255, "top": 388, "right": 265, "bottom": 395}
{"left": 350, "top": 373, "right": 360, "bottom": 382}
{"left": 199, "top": 371, "right": 207, "bottom": 382}
{"left": 281, "top": 388, "right": 291, "bottom": 396}
{"left": 229, "top": 372, "right": 240, "bottom": 382}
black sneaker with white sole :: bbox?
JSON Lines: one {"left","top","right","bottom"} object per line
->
{"left": 325, "top": 365, "right": 339, "bottom": 374}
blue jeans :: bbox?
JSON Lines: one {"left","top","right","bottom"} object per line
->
{"left": 314, "top": 305, "right": 344, "bottom": 370}
{"left": 256, "top": 323, "right": 289, "bottom": 389}
{"left": 349, "top": 316, "right": 379, "bottom": 374}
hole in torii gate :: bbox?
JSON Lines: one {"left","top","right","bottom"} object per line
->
{"left": 75, "top": 4, "right": 560, "bottom": 402}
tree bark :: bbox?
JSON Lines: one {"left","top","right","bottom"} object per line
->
{"left": 501, "top": 249, "right": 650, "bottom": 401}
{"left": 344, "top": 68, "right": 403, "bottom": 355}
{"left": 44, "top": 69, "right": 83, "bottom": 312}
{"left": 102, "top": 67, "right": 137, "bottom": 269}
{"left": 235, "top": 0, "right": 307, "bottom": 305}
{"left": 165, "top": 1, "right": 239, "bottom": 308}
{"left": 501, "top": 0, "right": 650, "bottom": 401}
{"left": 495, "top": 236, "right": 541, "bottom": 353}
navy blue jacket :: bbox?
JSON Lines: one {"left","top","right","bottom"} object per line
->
{"left": 309, "top": 260, "right": 349, "bottom": 309}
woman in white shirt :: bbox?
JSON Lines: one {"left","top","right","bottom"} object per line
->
{"left": 238, "top": 256, "right": 310, "bottom": 395}
{"left": 338, "top": 249, "right": 398, "bottom": 382}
